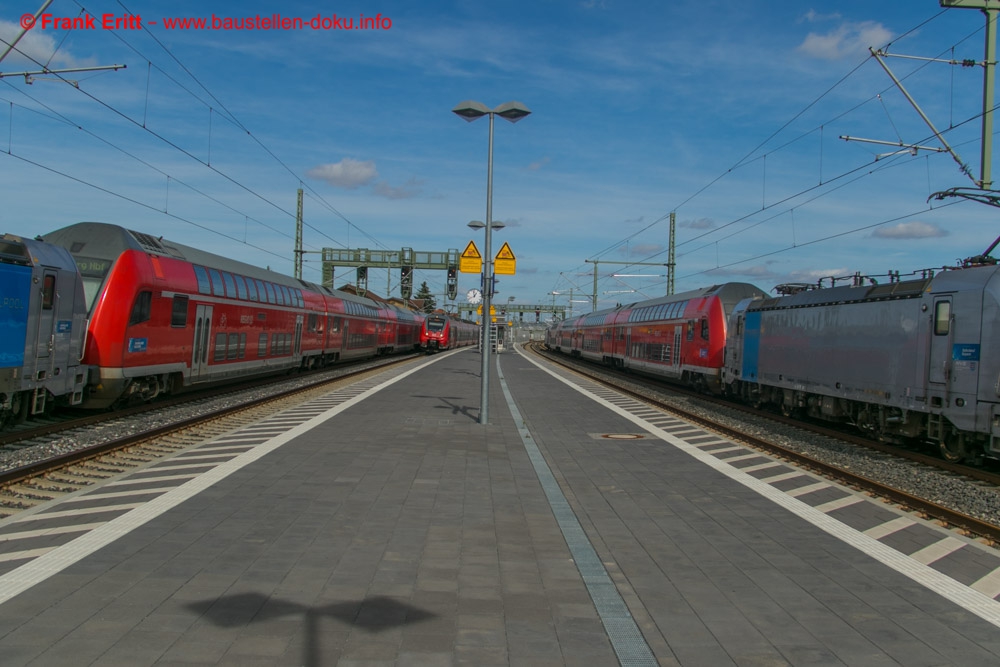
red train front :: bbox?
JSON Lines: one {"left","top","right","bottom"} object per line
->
{"left": 419, "top": 310, "right": 477, "bottom": 352}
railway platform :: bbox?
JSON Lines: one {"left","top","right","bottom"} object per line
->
{"left": 0, "top": 346, "right": 999, "bottom": 665}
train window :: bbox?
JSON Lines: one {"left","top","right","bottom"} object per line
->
{"left": 258, "top": 333, "right": 268, "bottom": 357}
{"left": 171, "top": 295, "right": 188, "bottom": 327}
{"left": 295, "top": 289, "right": 304, "bottom": 307}
{"left": 222, "top": 272, "right": 237, "bottom": 298}
{"left": 193, "top": 266, "right": 211, "bottom": 295}
{"left": 208, "top": 269, "right": 225, "bottom": 297}
{"left": 128, "top": 291, "right": 152, "bottom": 325}
{"left": 255, "top": 279, "right": 267, "bottom": 302}
{"left": 331, "top": 316, "right": 341, "bottom": 332}
{"left": 308, "top": 313, "right": 317, "bottom": 332}
{"left": 278, "top": 285, "right": 289, "bottom": 306}
{"left": 700, "top": 318, "right": 709, "bottom": 341}
{"left": 214, "top": 332, "right": 227, "bottom": 361}
{"left": 41, "top": 274, "right": 56, "bottom": 310}
{"left": 934, "top": 301, "right": 951, "bottom": 336}
{"left": 246, "top": 278, "right": 258, "bottom": 302}
{"left": 686, "top": 320, "right": 694, "bottom": 341}
{"left": 227, "top": 333, "right": 239, "bottom": 359}
{"left": 234, "top": 275, "right": 248, "bottom": 300}
{"left": 239, "top": 333, "right": 246, "bottom": 359}
{"left": 265, "top": 282, "right": 276, "bottom": 304}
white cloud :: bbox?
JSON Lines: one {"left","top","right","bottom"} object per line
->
{"left": 0, "top": 19, "right": 93, "bottom": 68}
{"left": 683, "top": 217, "right": 714, "bottom": 230}
{"left": 306, "top": 158, "right": 378, "bottom": 189}
{"left": 797, "top": 20, "right": 892, "bottom": 61}
{"left": 373, "top": 177, "right": 423, "bottom": 200}
{"left": 788, "top": 267, "right": 852, "bottom": 281}
{"left": 872, "top": 221, "right": 948, "bottom": 239}
{"left": 526, "top": 157, "right": 550, "bottom": 171}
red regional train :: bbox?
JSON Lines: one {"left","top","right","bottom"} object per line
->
{"left": 545, "top": 283, "right": 767, "bottom": 392}
{"left": 41, "top": 222, "right": 425, "bottom": 409}
{"left": 419, "top": 309, "right": 478, "bottom": 352}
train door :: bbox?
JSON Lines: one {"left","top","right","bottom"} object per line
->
{"left": 33, "top": 270, "right": 58, "bottom": 361}
{"left": 191, "top": 304, "right": 213, "bottom": 379}
{"left": 928, "top": 297, "right": 952, "bottom": 385}
{"left": 293, "top": 315, "right": 303, "bottom": 356}
{"left": 672, "top": 327, "right": 682, "bottom": 371}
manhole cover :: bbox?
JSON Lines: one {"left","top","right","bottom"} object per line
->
{"left": 601, "top": 433, "right": 645, "bottom": 440}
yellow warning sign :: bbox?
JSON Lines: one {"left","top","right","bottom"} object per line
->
{"left": 459, "top": 240, "right": 482, "bottom": 274}
{"left": 494, "top": 242, "right": 516, "bottom": 275}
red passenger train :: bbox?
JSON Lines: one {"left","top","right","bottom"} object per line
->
{"left": 42, "top": 223, "right": 425, "bottom": 409}
{"left": 545, "top": 283, "right": 766, "bottom": 392}
{"left": 419, "top": 309, "right": 478, "bottom": 352}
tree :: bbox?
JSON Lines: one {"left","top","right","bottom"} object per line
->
{"left": 415, "top": 281, "right": 437, "bottom": 313}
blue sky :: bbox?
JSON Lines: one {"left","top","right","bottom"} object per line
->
{"left": 2, "top": 1, "right": 998, "bottom": 317}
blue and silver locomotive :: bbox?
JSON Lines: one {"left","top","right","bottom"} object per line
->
{"left": 0, "top": 234, "right": 88, "bottom": 426}
{"left": 723, "top": 262, "right": 1000, "bottom": 463}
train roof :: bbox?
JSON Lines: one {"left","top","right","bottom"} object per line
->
{"left": 748, "top": 277, "right": 933, "bottom": 311}
{"left": 42, "top": 222, "right": 374, "bottom": 305}
{"left": 0, "top": 233, "right": 77, "bottom": 270}
{"left": 566, "top": 282, "right": 768, "bottom": 323}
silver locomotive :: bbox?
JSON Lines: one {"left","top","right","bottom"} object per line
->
{"left": 723, "top": 263, "right": 1000, "bottom": 462}
{"left": 0, "top": 234, "right": 88, "bottom": 426}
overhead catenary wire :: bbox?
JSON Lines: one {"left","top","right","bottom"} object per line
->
{"left": 580, "top": 8, "right": 987, "bottom": 300}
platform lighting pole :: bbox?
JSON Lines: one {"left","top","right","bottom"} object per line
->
{"left": 453, "top": 100, "right": 531, "bottom": 425}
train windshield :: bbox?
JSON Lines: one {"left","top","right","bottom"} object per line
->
{"left": 74, "top": 256, "right": 114, "bottom": 310}
{"left": 427, "top": 317, "right": 447, "bottom": 331}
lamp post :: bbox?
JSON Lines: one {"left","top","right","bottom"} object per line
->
{"left": 454, "top": 100, "right": 530, "bottom": 425}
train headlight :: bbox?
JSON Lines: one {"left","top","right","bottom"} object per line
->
{"left": 955, "top": 398, "right": 966, "bottom": 407}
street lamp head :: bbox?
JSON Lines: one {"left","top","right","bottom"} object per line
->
{"left": 494, "top": 101, "right": 531, "bottom": 123}
{"left": 490, "top": 221, "right": 505, "bottom": 230}
{"left": 452, "top": 100, "right": 531, "bottom": 124}
{"left": 452, "top": 100, "right": 491, "bottom": 122}
{"left": 468, "top": 220, "right": 486, "bottom": 229}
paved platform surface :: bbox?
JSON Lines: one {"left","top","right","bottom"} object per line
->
{"left": 0, "top": 346, "right": 998, "bottom": 666}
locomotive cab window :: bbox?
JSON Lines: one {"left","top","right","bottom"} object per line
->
{"left": 686, "top": 320, "right": 695, "bottom": 341}
{"left": 934, "top": 301, "right": 951, "bottom": 336}
{"left": 700, "top": 318, "right": 709, "bottom": 341}
{"left": 41, "top": 274, "right": 56, "bottom": 310}
{"left": 171, "top": 295, "right": 189, "bottom": 327}
{"left": 129, "top": 290, "right": 152, "bottom": 326}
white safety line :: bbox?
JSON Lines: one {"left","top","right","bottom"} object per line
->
{"left": 516, "top": 346, "right": 1000, "bottom": 629}
{"left": 0, "top": 350, "right": 461, "bottom": 607}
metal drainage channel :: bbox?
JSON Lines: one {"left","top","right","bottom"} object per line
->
{"left": 496, "top": 361, "right": 657, "bottom": 667}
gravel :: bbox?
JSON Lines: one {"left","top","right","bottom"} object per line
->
{"left": 0, "top": 356, "right": 402, "bottom": 475}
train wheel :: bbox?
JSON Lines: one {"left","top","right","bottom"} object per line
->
{"left": 939, "top": 432, "right": 967, "bottom": 463}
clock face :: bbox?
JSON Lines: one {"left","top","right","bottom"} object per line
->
{"left": 467, "top": 289, "right": 483, "bottom": 304}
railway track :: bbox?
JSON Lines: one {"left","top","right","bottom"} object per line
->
{"left": 0, "top": 353, "right": 421, "bottom": 519}
{"left": 527, "top": 342, "right": 1000, "bottom": 545}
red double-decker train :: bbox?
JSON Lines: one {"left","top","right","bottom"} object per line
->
{"left": 40, "top": 222, "right": 425, "bottom": 409}
{"left": 419, "top": 309, "right": 478, "bottom": 352}
{"left": 545, "top": 283, "right": 766, "bottom": 393}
